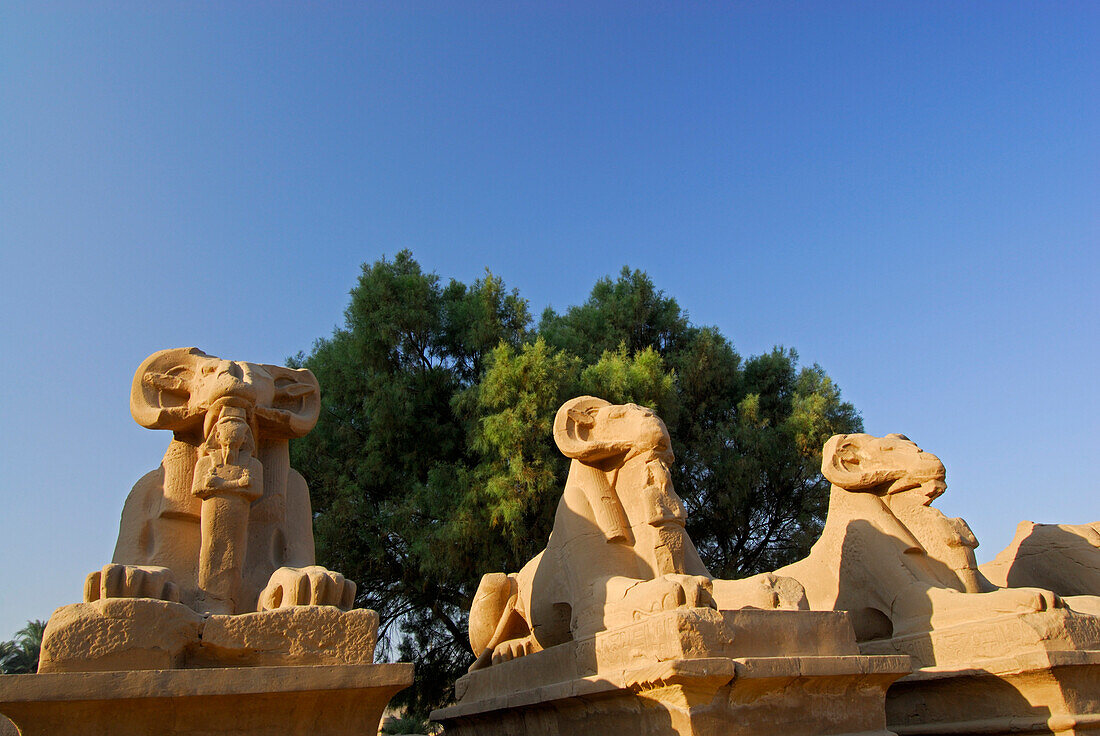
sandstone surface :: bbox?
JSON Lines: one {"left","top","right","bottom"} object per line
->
{"left": 775, "top": 432, "right": 1100, "bottom": 735}
{"left": 436, "top": 398, "right": 910, "bottom": 735}
{"left": 2, "top": 348, "right": 411, "bottom": 735}
{"left": 39, "top": 600, "right": 378, "bottom": 672}
{"left": 981, "top": 520, "right": 1100, "bottom": 599}
{"left": 0, "top": 663, "right": 412, "bottom": 736}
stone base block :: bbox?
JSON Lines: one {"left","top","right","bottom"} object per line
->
{"left": 431, "top": 607, "right": 911, "bottom": 736}
{"left": 433, "top": 654, "right": 909, "bottom": 735}
{"left": 856, "top": 610, "right": 1100, "bottom": 735}
{"left": 0, "top": 662, "right": 413, "bottom": 736}
{"left": 39, "top": 599, "right": 378, "bottom": 672}
{"left": 885, "top": 650, "right": 1100, "bottom": 736}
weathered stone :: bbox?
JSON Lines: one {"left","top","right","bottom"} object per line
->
{"left": 38, "top": 599, "right": 380, "bottom": 673}
{"left": 469, "top": 397, "right": 808, "bottom": 672}
{"left": 981, "top": 520, "right": 1100, "bottom": 598}
{"left": 885, "top": 650, "right": 1100, "bottom": 736}
{"left": 12, "top": 348, "right": 411, "bottom": 734}
{"left": 775, "top": 432, "right": 1100, "bottom": 735}
{"left": 440, "top": 398, "right": 910, "bottom": 734}
{"left": 434, "top": 608, "right": 910, "bottom": 735}
{"left": 38, "top": 598, "right": 203, "bottom": 673}
{"left": 859, "top": 607, "right": 1100, "bottom": 670}
{"left": 86, "top": 347, "right": 354, "bottom": 617}
{"left": 40, "top": 348, "right": 370, "bottom": 675}
{"left": 776, "top": 433, "right": 1069, "bottom": 648}
{"left": 197, "top": 606, "right": 378, "bottom": 667}
{"left": 0, "top": 663, "right": 413, "bottom": 736}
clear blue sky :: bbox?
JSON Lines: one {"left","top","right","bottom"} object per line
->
{"left": 1, "top": 3, "right": 1097, "bottom": 638}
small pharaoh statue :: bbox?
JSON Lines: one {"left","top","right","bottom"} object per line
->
{"left": 191, "top": 400, "right": 265, "bottom": 615}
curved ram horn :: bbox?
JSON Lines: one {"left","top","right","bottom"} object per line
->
{"left": 130, "top": 347, "right": 209, "bottom": 430}
{"left": 821, "top": 433, "right": 907, "bottom": 491}
{"left": 255, "top": 364, "right": 321, "bottom": 438}
{"left": 553, "top": 396, "right": 612, "bottom": 460}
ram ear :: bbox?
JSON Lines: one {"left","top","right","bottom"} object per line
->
{"left": 553, "top": 396, "right": 615, "bottom": 460}
{"left": 821, "top": 433, "right": 902, "bottom": 491}
{"left": 253, "top": 364, "right": 321, "bottom": 438}
{"left": 130, "top": 347, "right": 210, "bottom": 430}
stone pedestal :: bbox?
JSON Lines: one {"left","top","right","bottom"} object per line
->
{"left": 431, "top": 607, "right": 911, "bottom": 736}
{"left": 885, "top": 651, "right": 1100, "bottom": 736}
{"left": 861, "top": 610, "right": 1100, "bottom": 736}
{"left": 39, "top": 599, "right": 379, "bottom": 673}
{"left": 0, "top": 662, "right": 413, "bottom": 736}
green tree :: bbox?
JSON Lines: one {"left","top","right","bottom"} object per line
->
{"left": 0, "top": 620, "right": 46, "bottom": 674}
{"left": 539, "top": 269, "right": 862, "bottom": 577}
{"left": 290, "top": 252, "right": 532, "bottom": 715}
{"left": 291, "top": 256, "right": 861, "bottom": 718}
{"left": 538, "top": 268, "right": 690, "bottom": 362}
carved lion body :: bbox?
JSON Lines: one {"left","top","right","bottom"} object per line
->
{"left": 981, "top": 520, "right": 1100, "bottom": 615}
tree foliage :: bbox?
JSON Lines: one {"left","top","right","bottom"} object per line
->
{"left": 0, "top": 620, "right": 45, "bottom": 674}
{"left": 290, "top": 254, "right": 861, "bottom": 717}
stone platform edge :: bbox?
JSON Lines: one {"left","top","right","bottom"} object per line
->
{"left": 0, "top": 662, "right": 413, "bottom": 703}
{"left": 430, "top": 654, "right": 911, "bottom": 722}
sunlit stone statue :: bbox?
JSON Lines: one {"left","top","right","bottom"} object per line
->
{"left": 0, "top": 349, "right": 411, "bottom": 736}
{"left": 434, "top": 397, "right": 910, "bottom": 736}
{"left": 776, "top": 432, "right": 1100, "bottom": 736}
{"left": 777, "top": 433, "right": 1064, "bottom": 640}
{"left": 468, "top": 396, "right": 805, "bottom": 670}
{"left": 86, "top": 347, "right": 353, "bottom": 616}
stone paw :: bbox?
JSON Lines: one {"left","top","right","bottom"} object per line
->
{"left": 614, "top": 574, "right": 716, "bottom": 622}
{"left": 83, "top": 564, "right": 179, "bottom": 603}
{"left": 710, "top": 573, "right": 808, "bottom": 611}
{"left": 257, "top": 566, "right": 356, "bottom": 610}
{"left": 491, "top": 635, "right": 536, "bottom": 665}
